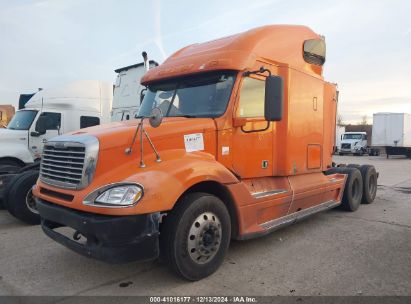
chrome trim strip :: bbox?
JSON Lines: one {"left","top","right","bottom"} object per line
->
{"left": 252, "top": 189, "right": 288, "bottom": 199}
{"left": 83, "top": 182, "right": 144, "bottom": 208}
{"left": 260, "top": 199, "right": 340, "bottom": 231}
{"left": 43, "top": 149, "right": 86, "bottom": 155}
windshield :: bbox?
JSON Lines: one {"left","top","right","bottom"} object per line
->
{"left": 343, "top": 134, "right": 363, "bottom": 140}
{"left": 138, "top": 71, "right": 236, "bottom": 118}
{"left": 7, "top": 110, "right": 38, "bottom": 130}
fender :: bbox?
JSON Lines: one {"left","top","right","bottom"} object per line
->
{"left": 124, "top": 150, "right": 240, "bottom": 214}
{"left": 0, "top": 142, "right": 34, "bottom": 164}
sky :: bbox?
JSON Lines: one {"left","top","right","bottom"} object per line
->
{"left": 0, "top": 0, "right": 410, "bottom": 124}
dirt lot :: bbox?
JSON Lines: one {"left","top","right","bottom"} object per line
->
{"left": 0, "top": 155, "right": 410, "bottom": 296}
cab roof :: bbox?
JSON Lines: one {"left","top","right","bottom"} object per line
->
{"left": 25, "top": 80, "right": 113, "bottom": 112}
{"left": 142, "top": 25, "right": 323, "bottom": 84}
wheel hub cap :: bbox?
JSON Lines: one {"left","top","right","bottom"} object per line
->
{"left": 25, "top": 189, "right": 39, "bottom": 214}
{"left": 187, "top": 212, "right": 222, "bottom": 264}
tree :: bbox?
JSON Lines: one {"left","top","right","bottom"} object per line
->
{"left": 360, "top": 115, "right": 368, "bottom": 125}
{"left": 337, "top": 115, "right": 344, "bottom": 126}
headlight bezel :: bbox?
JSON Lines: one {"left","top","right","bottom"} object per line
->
{"left": 83, "top": 182, "right": 144, "bottom": 208}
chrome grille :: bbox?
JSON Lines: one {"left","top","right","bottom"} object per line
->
{"left": 39, "top": 135, "right": 99, "bottom": 190}
{"left": 41, "top": 145, "right": 85, "bottom": 187}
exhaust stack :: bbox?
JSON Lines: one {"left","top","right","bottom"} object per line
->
{"left": 142, "top": 51, "right": 149, "bottom": 72}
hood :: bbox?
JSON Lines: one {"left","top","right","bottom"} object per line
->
{"left": 0, "top": 128, "right": 28, "bottom": 142}
{"left": 65, "top": 117, "right": 217, "bottom": 151}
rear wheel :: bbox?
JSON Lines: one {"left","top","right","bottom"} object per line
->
{"left": 325, "top": 167, "right": 363, "bottom": 212}
{"left": 359, "top": 165, "right": 377, "bottom": 204}
{"left": 339, "top": 167, "right": 363, "bottom": 211}
{"left": 160, "top": 192, "right": 231, "bottom": 281}
{"left": 5, "top": 170, "right": 40, "bottom": 225}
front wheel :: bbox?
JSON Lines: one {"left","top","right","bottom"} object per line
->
{"left": 5, "top": 170, "right": 40, "bottom": 225}
{"left": 160, "top": 193, "right": 231, "bottom": 281}
{"left": 0, "top": 159, "right": 23, "bottom": 174}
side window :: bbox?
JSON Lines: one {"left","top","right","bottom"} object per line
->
{"left": 38, "top": 112, "right": 61, "bottom": 130}
{"left": 237, "top": 77, "right": 265, "bottom": 117}
{"left": 80, "top": 116, "right": 100, "bottom": 129}
{"left": 364, "top": 134, "right": 367, "bottom": 140}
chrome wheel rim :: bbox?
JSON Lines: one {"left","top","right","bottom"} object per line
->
{"left": 187, "top": 212, "right": 222, "bottom": 264}
{"left": 26, "top": 188, "right": 39, "bottom": 214}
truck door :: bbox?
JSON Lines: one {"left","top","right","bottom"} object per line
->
{"left": 28, "top": 112, "right": 61, "bottom": 159}
{"left": 231, "top": 74, "right": 273, "bottom": 178}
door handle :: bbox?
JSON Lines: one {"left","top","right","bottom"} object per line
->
{"left": 313, "top": 97, "right": 318, "bottom": 111}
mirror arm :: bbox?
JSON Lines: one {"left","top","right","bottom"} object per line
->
{"left": 243, "top": 66, "right": 272, "bottom": 77}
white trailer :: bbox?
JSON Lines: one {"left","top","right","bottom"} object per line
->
{"left": 112, "top": 60, "right": 158, "bottom": 122}
{"left": 335, "top": 125, "right": 345, "bottom": 152}
{"left": 372, "top": 112, "right": 411, "bottom": 158}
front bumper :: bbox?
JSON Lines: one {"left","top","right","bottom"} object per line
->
{"left": 36, "top": 198, "right": 160, "bottom": 264}
{"left": 340, "top": 148, "right": 361, "bottom": 154}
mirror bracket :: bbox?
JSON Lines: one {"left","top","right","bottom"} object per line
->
{"left": 243, "top": 66, "right": 271, "bottom": 77}
{"left": 232, "top": 117, "right": 246, "bottom": 127}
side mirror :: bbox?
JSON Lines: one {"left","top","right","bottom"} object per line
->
{"left": 149, "top": 107, "right": 163, "bottom": 128}
{"left": 35, "top": 116, "right": 48, "bottom": 134}
{"left": 30, "top": 131, "right": 40, "bottom": 137}
{"left": 264, "top": 76, "right": 283, "bottom": 121}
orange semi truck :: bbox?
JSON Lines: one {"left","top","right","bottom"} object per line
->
{"left": 33, "top": 25, "right": 378, "bottom": 280}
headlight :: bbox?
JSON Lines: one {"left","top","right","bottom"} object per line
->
{"left": 83, "top": 183, "right": 143, "bottom": 207}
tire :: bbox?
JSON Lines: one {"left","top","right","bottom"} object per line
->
{"left": 359, "top": 165, "right": 377, "bottom": 204}
{"left": 160, "top": 192, "right": 231, "bottom": 281}
{"left": 339, "top": 167, "right": 363, "bottom": 212}
{"left": 5, "top": 170, "right": 40, "bottom": 225}
{"left": 0, "top": 159, "right": 24, "bottom": 174}
{"left": 339, "top": 152, "right": 343, "bottom": 156}
{"left": 347, "top": 164, "right": 360, "bottom": 169}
